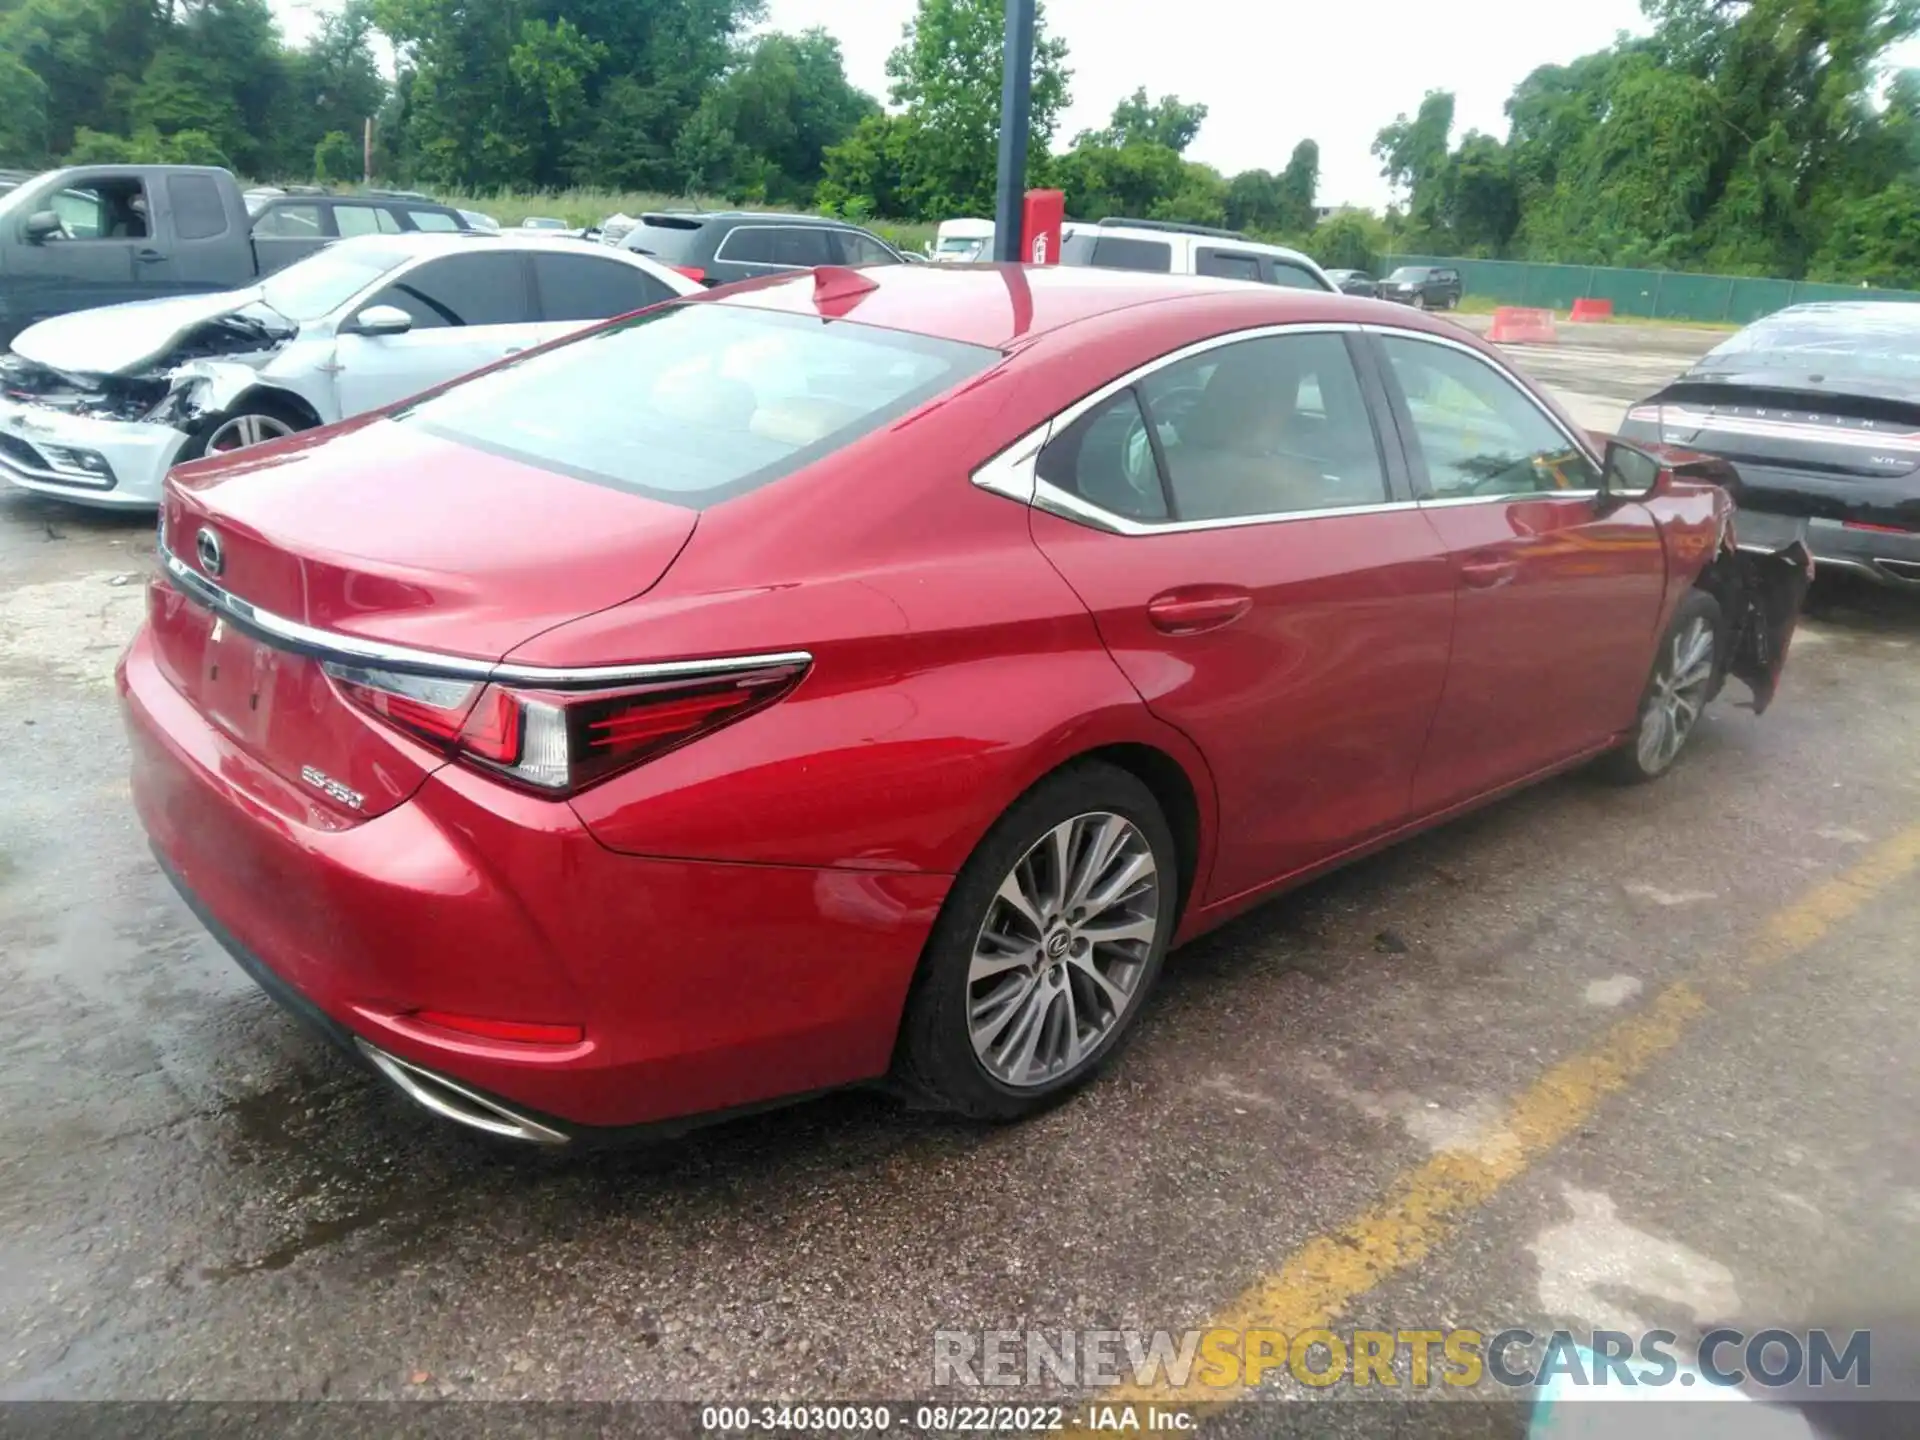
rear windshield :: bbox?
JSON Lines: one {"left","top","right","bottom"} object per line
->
{"left": 1699, "top": 306, "right": 1920, "bottom": 382}
{"left": 623, "top": 216, "right": 704, "bottom": 263}
{"left": 396, "top": 303, "right": 998, "bottom": 508}
{"left": 1062, "top": 233, "right": 1173, "bottom": 273}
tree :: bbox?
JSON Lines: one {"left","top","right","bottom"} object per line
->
{"left": 1440, "top": 131, "right": 1518, "bottom": 254}
{"left": 314, "top": 129, "right": 360, "bottom": 182}
{"left": 1306, "top": 209, "right": 1391, "bottom": 272}
{"left": 818, "top": 111, "right": 920, "bottom": 219}
{"left": 1277, "top": 138, "right": 1318, "bottom": 232}
{"left": 1811, "top": 181, "right": 1920, "bottom": 285}
{"left": 0, "top": 50, "right": 50, "bottom": 163}
{"left": 1373, "top": 90, "right": 1454, "bottom": 233}
{"left": 884, "top": 0, "right": 1071, "bottom": 217}
{"left": 1080, "top": 86, "right": 1206, "bottom": 154}
{"left": 1223, "top": 168, "right": 1284, "bottom": 233}
{"left": 694, "top": 29, "right": 878, "bottom": 202}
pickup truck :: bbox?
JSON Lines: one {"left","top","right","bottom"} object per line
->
{"left": 0, "top": 164, "right": 471, "bottom": 346}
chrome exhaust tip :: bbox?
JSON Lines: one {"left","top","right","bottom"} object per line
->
{"left": 355, "top": 1039, "right": 569, "bottom": 1145}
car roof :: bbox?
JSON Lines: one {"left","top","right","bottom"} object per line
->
{"left": 325, "top": 232, "right": 633, "bottom": 260}
{"left": 641, "top": 210, "right": 870, "bottom": 230}
{"left": 711, "top": 262, "right": 1398, "bottom": 350}
{"left": 1085, "top": 221, "right": 1319, "bottom": 266}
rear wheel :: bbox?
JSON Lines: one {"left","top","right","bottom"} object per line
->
{"left": 894, "top": 762, "right": 1177, "bottom": 1120}
{"left": 1599, "top": 591, "right": 1723, "bottom": 783}
{"left": 181, "top": 396, "right": 311, "bottom": 461}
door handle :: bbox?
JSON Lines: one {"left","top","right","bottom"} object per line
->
{"left": 1147, "top": 587, "right": 1253, "bottom": 635}
{"left": 134, "top": 248, "right": 166, "bottom": 263}
{"left": 1459, "top": 558, "right": 1518, "bottom": 590}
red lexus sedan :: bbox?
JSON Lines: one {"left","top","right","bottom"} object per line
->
{"left": 120, "top": 265, "right": 1810, "bottom": 1144}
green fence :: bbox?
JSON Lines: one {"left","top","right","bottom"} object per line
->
{"left": 1382, "top": 255, "right": 1920, "bottom": 326}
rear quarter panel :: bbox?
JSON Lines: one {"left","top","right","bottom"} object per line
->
{"left": 505, "top": 352, "right": 1222, "bottom": 883}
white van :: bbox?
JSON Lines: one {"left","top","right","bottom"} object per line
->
{"left": 929, "top": 218, "right": 994, "bottom": 264}
{"left": 1060, "top": 217, "right": 1333, "bottom": 291}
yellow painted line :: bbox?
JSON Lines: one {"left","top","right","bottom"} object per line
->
{"left": 1074, "top": 823, "right": 1920, "bottom": 1420}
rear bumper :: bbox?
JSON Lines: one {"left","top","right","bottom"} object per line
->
{"left": 119, "top": 622, "right": 951, "bottom": 1136}
{"left": 0, "top": 396, "right": 186, "bottom": 508}
{"left": 1736, "top": 507, "right": 1920, "bottom": 588}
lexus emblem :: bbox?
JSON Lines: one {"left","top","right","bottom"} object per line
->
{"left": 194, "top": 526, "right": 224, "bottom": 577}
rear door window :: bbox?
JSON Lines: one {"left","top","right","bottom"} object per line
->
{"left": 253, "top": 203, "right": 326, "bottom": 239}
{"left": 406, "top": 209, "right": 461, "bottom": 232}
{"left": 835, "top": 229, "right": 899, "bottom": 266}
{"left": 718, "top": 226, "right": 837, "bottom": 267}
{"left": 398, "top": 304, "right": 995, "bottom": 509}
{"left": 334, "top": 204, "right": 402, "bottom": 237}
{"left": 1196, "top": 249, "right": 1262, "bottom": 282}
{"left": 532, "top": 252, "right": 676, "bottom": 321}
{"left": 365, "top": 252, "right": 533, "bottom": 329}
{"left": 1072, "top": 236, "right": 1174, "bottom": 273}
{"left": 1266, "top": 260, "right": 1328, "bottom": 290}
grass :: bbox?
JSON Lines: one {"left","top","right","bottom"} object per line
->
{"left": 424, "top": 186, "right": 937, "bottom": 254}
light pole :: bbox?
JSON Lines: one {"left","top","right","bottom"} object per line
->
{"left": 992, "top": 0, "right": 1037, "bottom": 263}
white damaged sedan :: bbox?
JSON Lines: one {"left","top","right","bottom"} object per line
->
{"left": 0, "top": 233, "right": 700, "bottom": 508}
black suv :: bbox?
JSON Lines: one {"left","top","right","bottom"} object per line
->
{"left": 1381, "top": 265, "right": 1462, "bottom": 310}
{"left": 244, "top": 187, "right": 474, "bottom": 272}
{"left": 618, "top": 211, "right": 905, "bottom": 285}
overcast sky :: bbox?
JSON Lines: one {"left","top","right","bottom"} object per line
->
{"left": 270, "top": 0, "right": 1920, "bottom": 212}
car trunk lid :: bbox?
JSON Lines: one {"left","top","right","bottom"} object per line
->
{"left": 152, "top": 417, "right": 699, "bottom": 819}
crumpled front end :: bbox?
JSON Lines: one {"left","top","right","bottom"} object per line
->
{"left": 0, "top": 358, "right": 191, "bottom": 507}
{"left": 0, "top": 305, "right": 289, "bottom": 507}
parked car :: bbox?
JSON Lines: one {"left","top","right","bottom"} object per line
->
{"left": 617, "top": 210, "right": 907, "bottom": 284}
{"left": 0, "top": 165, "right": 474, "bottom": 344}
{"left": 1060, "top": 217, "right": 1334, "bottom": 291}
{"left": 1381, "top": 265, "right": 1463, "bottom": 310}
{"left": 1619, "top": 301, "right": 1920, "bottom": 588}
{"left": 119, "top": 265, "right": 1809, "bottom": 1144}
{"left": 1326, "top": 269, "right": 1381, "bottom": 298}
{"left": 0, "top": 233, "right": 698, "bottom": 508}
{"left": 930, "top": 218, "right": 994, "bottom": 264}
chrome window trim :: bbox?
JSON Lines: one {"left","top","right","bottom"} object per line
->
{"left": 1417, "top": 490, "right": 1600, "bottom": 509}
{"left": 971, "top": 322, "right": 1386, "bottom": 535}
{"left": 158, "top": 542, "right": 812, "bottom": 689}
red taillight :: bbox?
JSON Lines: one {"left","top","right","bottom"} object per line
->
{"left": 325, "top": 659, "right": 806, "bottom": 796}
{"left": 672, "top": 265, "right": 707, "bottom": 283}
{"left": 410, "top": 1011, "right": 585, "bottom": 1046}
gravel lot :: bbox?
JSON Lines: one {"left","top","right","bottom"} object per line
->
{"left": 1, "top": 325, "right": 1915, "bottom": 1433}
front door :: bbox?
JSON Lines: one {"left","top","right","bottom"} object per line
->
{"left": 1027, "top": 328, "right": 1456, "bottom": 904}
{"left": 1372, "top": 331, "right": 1668, "bottom": 813}
{"left": 331, "top": 251, "right": 537, "bottom": 416}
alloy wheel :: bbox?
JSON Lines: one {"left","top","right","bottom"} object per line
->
{"left": 206, "top": 413, "right": 296, "bottom": 453}
{"left": 1637, "top": 614, "right": 1715, "bottom": 773}
{"left": 967, "top": 811, "right": 1159, "bottom": 1089}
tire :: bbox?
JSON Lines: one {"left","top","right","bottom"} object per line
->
{"left": 1598, "top": 590, "right": 1724, "bottom": 784}
{"left": 178, "top": 395, "right": 311, "bottom": 462}
{"left": 893, "top": 762, "right": 1179, "bottom": 1121}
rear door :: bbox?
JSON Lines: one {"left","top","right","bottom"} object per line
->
{"left": 159, "top": 172, "right": 243, "bottom": 296}
{"left": 251, "top": 200, "right": 331, "bottom": 274}
{"left": 1372, "top": 330, "right": 1668, "bottom": 811}
{"left": 331, "top": 251, "right": 537, "bottom": 415}
{"left": 527, "top": 250, "right": 679, "bottom": 344}
{"left": 1025, "top": 326, "right": 1456, "bottom": 902}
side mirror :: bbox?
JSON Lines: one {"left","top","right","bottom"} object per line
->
{"left": 24, "top": 211, "right": 62, "bottom": 243}
{"left": 1601, "top": 439, "right": 1665, "bottom": 502}
{"left": 349, "top": 304, "right": 412, "bottom": 337}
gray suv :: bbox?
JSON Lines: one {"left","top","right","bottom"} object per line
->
{"left": 618, "top": 211, "right": 906, "bottom": 286}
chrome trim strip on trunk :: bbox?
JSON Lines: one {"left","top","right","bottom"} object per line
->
{"left": 158, "top": 541, "right": 813, "bottom": 689}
